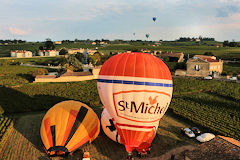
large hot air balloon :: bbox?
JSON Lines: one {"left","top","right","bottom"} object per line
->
{"left": 146, "top": 34, "right": 150, "bottom": 38}
{"left": 152, "top": 17, "right": 157, "bottom": 22}
{"left": 101, "top": 108, "right": 121, "bottom": 143}
{"left": 97, "top": 52, "right": 173, "bottom": 158}
{"left": 40, "top": 100, "right": 100, "bottom": 156}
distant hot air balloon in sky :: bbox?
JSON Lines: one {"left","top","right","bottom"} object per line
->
{"left": 152, "top": 17, "right": 157, "bottom": 22}
{"left": 40, "top": 100, "right": 100, "bottom": 156}
{"left": 133, "top": 32, "right": 135, "bottom": 36}
{"left": 101, "top": 108, "right": 121, "bottom": 143}
{"left": 146, "top": 34, "right": 150, "bottom": 38}
{"left": 97, "top": 52, "right": 173, "bottom": 157}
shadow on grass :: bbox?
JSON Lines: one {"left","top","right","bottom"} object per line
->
{"left": 0, "top": 86, "right": 70, "bottom": 159}
{"left": 16, "top": 73, "right": 35, "bottom": 83}
{"left": 0, "top": 86, "right": 69, "bottom": 114}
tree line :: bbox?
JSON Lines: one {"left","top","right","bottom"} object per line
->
{"left": 223, "top": 40, "right": 240, "bottom": 47}
{"left": 176, "top": 36, "right": 215, "bottom": 42}
{"left": 0, "top": 39, "right": 26, "bottom": 44}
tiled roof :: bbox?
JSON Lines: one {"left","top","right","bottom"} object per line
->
{"left": 160, "top": 52, "right": 183, "bottom": 57}
{"left": 202, "top": 58, "right": 219, "bottom": 62}
{"left": 219, "top": 136, "right": 240, "bottom": 147}
{"left": 194, "top": 55, "right": 220, "bottom": 62}
{"left": 185, "top": 136, "right": 240, "bottom": 160}
{"left": 61, "top": 71, "right": 92, "bottom": 77}
{"left": 35, "top": 75, "right": 56, "bottom": 79}
{"left": 11, "top": 50, "right": 32, "bottom": 53}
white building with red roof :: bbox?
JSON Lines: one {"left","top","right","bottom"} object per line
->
{"left": 11, "top": 50, "right": 33, "bottom": 58}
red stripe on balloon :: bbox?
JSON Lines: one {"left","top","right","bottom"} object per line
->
{"left": 116, "top": 123, "right": 154, "bottom": 129}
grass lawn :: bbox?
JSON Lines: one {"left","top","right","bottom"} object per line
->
{"left": 0, "top": 111, "right": 199, "bottom": 160}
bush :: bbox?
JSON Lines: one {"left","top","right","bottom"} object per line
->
{"left": 175, "top": 62, "right": 186, "bottom": 70}
{"left": 32, "top": 69, "right": 48, "bottom": 77}
{"left": 221, "top": 71, "right": 227, "bottom": 76}
{"left": 0, "top": 60, "right": 11, "bottom": 66}
{"left": 59, "top": 48, "right": 68, "bottom": 55}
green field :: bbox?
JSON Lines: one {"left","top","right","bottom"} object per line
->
{"left": 223, "top": 62, "right": 240, "bottom": 75}
{"left": 0, "top": 60, "right": 240, "bottom": 159}
{"left": 0, "top": 77, "right": 239, "bottom": 139}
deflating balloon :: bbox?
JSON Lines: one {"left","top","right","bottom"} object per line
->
{"left": 40, "top": 100, "right": 100, "bottom": 156}
{"left": 101, "top": 108, "right": 121, "bottom": 143}
{"left": 152, "top": 17, "right": 157, "bottom": 22}
{"left": 97, "top": 52, "right": 173, "bottom": 153}
{"left": 146, "top": 34, "right": 150, "bottom": 38}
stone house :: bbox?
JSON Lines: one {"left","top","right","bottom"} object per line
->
{"left": 186, "top": 55, "right": 223, "bottom": 77}
{"left": 11, "top": 50, "right": 32, "bottom": 58}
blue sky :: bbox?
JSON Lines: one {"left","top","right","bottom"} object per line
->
{"left": 0, "top": 0, "right": 240, "bottom": 41}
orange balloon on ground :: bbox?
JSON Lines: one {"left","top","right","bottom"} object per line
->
{"left": 40, "top": 100, "right": 100, "bottom": 156}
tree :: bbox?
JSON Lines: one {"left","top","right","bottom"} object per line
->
{"left": 39, "top": 46, "right": 44, "bottom": 50}
{"left": 204, "top": 52, "right": 214, "bottom": 56}
{"left": 59, "top": 48, "right": 68, "bottom": 55}
{"left": 223, "top": 40, "right": 229, "bottom": 47}
{"left": 60, "top": 54, "right": 83, "bottom": 71}
{"left": 75, "top": 52, "right": 84, "bottom": 63}
{"left": 229, "top": 42, "right": 237, "bottom": 47}
{"left": 88, "top": 52, "right": 102, "bottom": 66}
{"left": 39, "top": 38, "right": 56, "bottom": 50}
{"left": 32, "top": 69, "right": 48, "bottom": 77}
{"left": 45, "top": 38, "right": 55, "bottom": 50}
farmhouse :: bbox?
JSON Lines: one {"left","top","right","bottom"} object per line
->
{"left": 38, "top": 50, "right": 59, "bottom": 56}
{"left": 100, "top": 41, "right": 107, "bottom": 45}
{"left": 67, "top": 48, "right": 85, "bottom": 54}
{"left": 55, "top": 41, "right": 62, "bottom": 45}
{"left": 183, "top": 136, "right": 240, "bottom": 160}
{"left": 186, "top": 55, "right": 223, "bottom": 77}
{"left": 11, "top": 50, "right": 33, "bottom": 58}
{"left": 159, "top": 52, "right": 184, "bottom": 62}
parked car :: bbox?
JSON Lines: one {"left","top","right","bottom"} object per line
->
{"left": 204, "top": 76, "right": 212, "bottom": 80}
{"left": 181, "top": 128, "right": 195, "bottom": 138}
{"left": 191, "top": 127, "right": 201, "bottom": 136}
{"left": 196, "top": 133, "right": 215, "bottom": 142}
